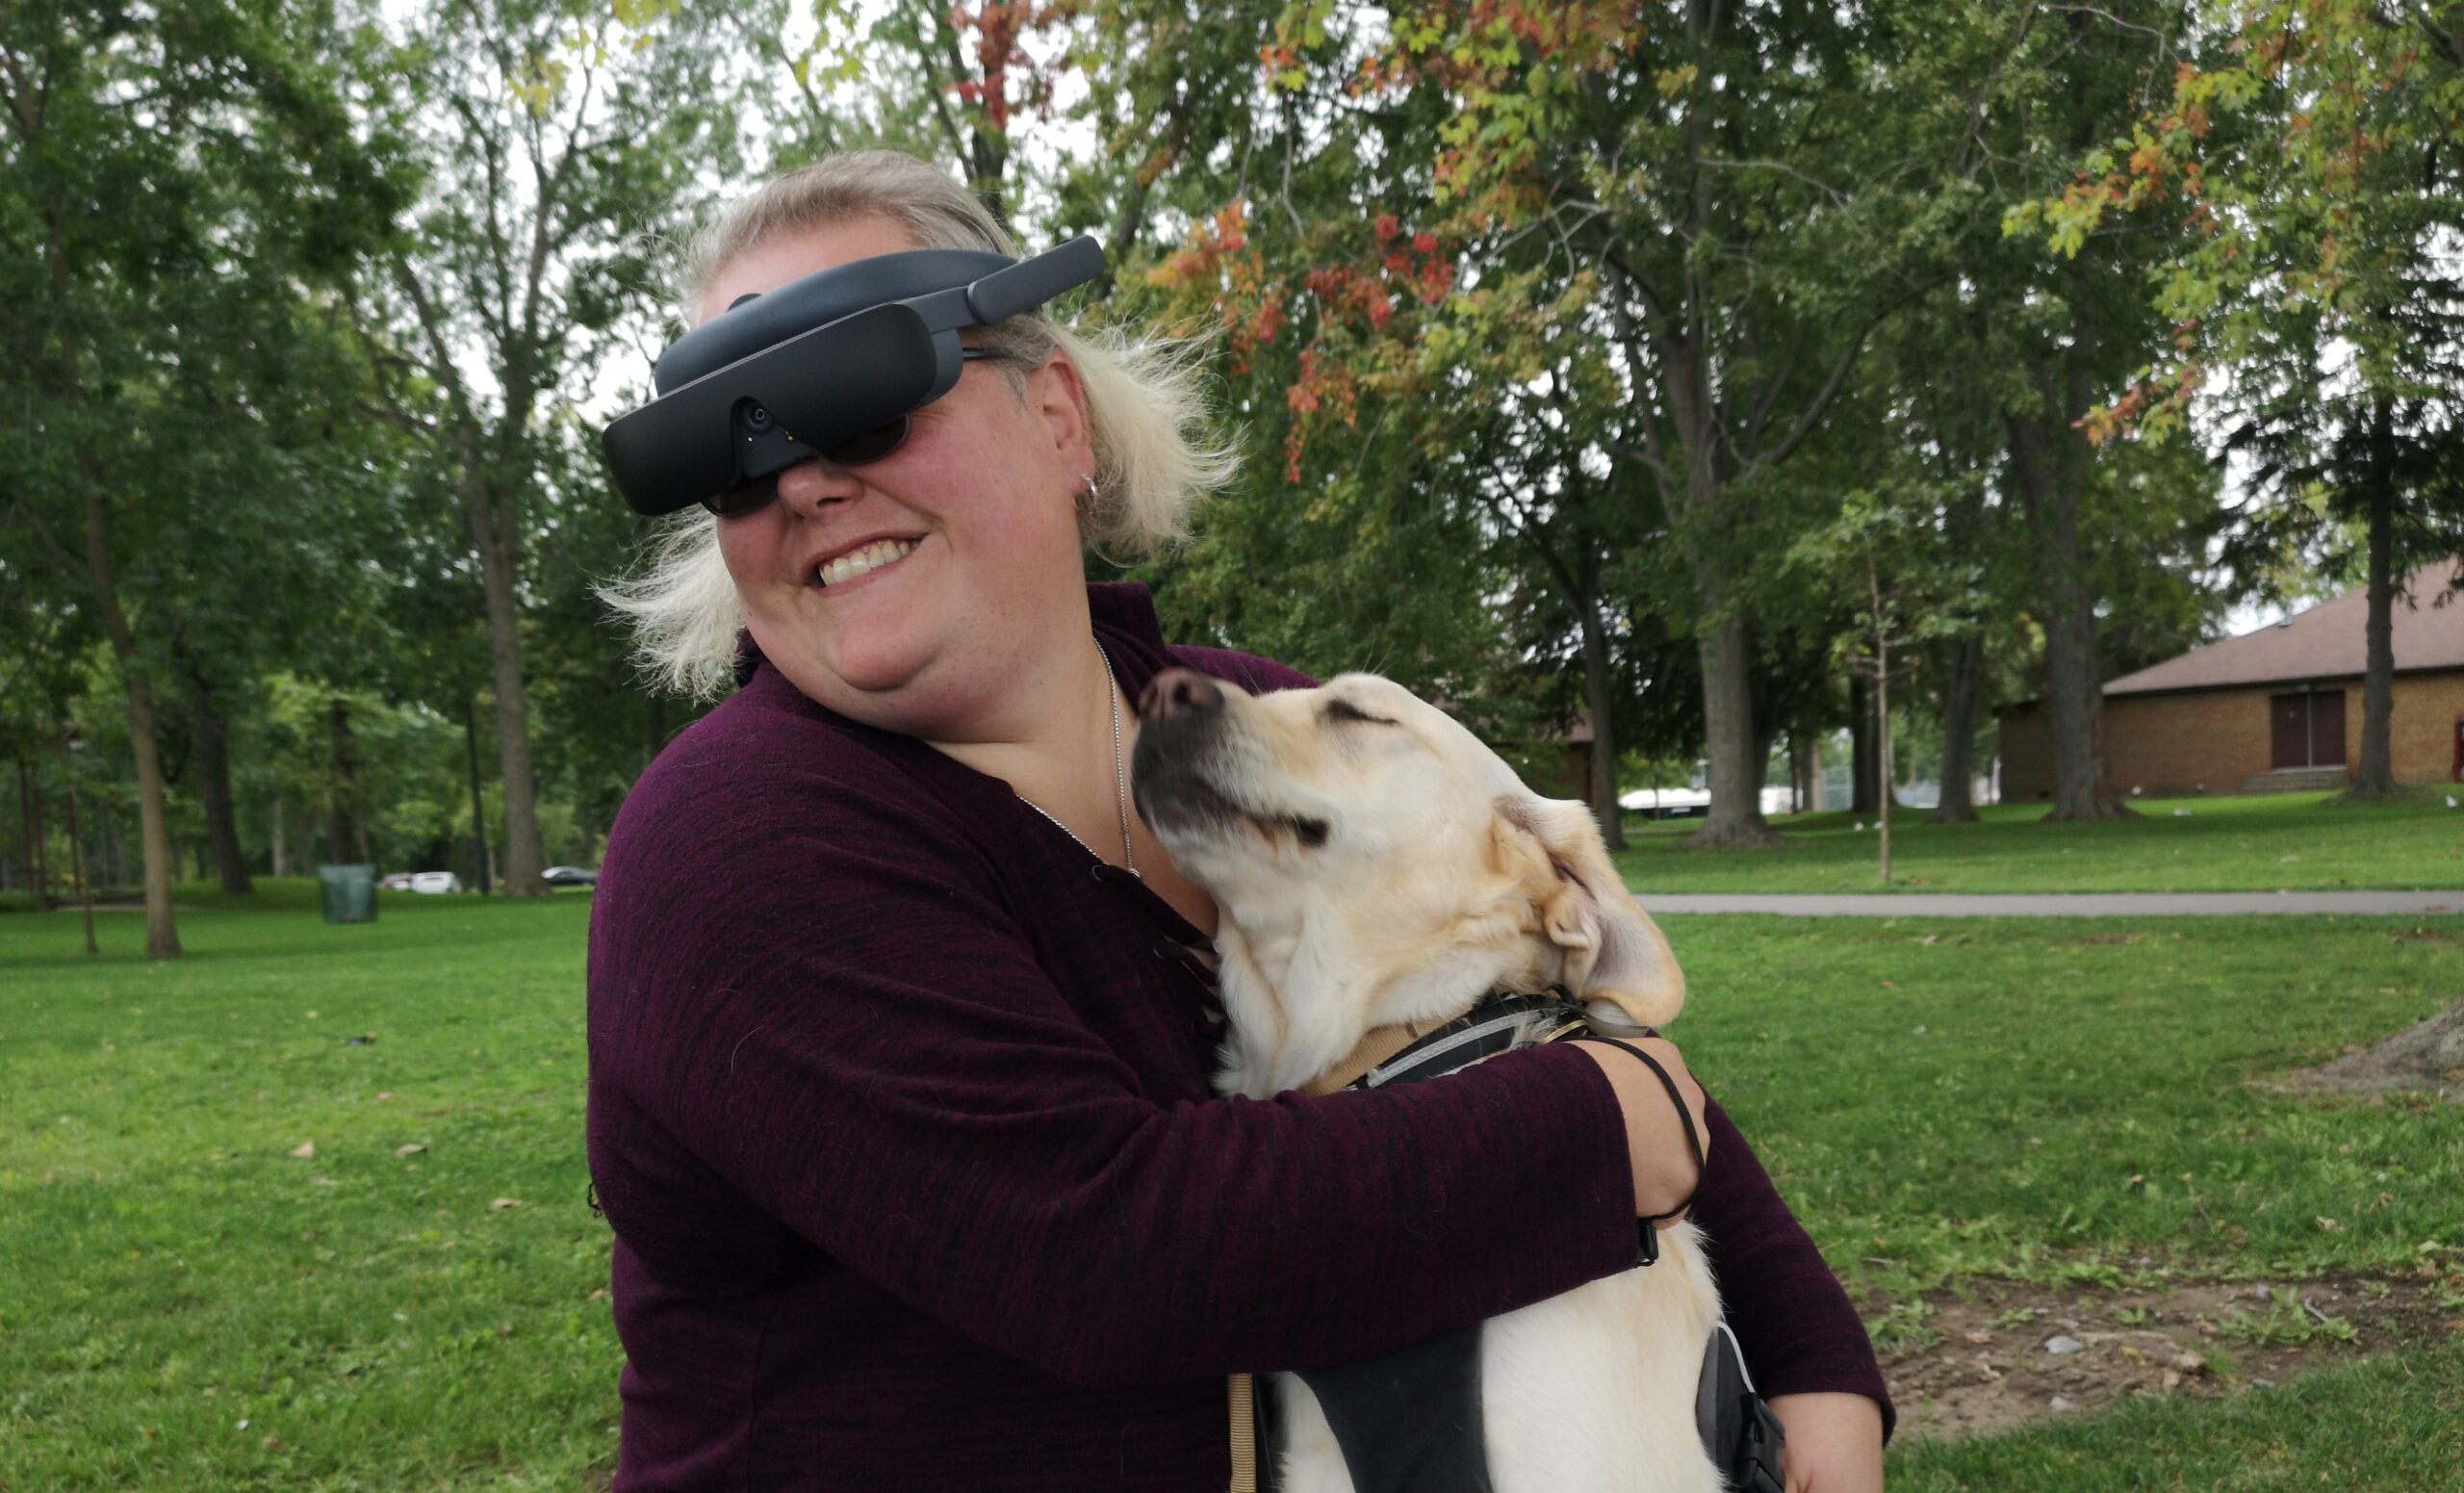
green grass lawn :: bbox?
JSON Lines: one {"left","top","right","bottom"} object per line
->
{"left": 3, "top": 887, "right": 2460, "bottom": 1487}
{"left": 1615, "top": 788, "right": 2464, "bottom": 895}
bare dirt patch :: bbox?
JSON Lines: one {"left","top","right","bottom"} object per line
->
{"left": 2276, "top": 999, "right": 2464, "bottom": 1104}
{"left": 1877, "top": 1273, "right": 2463, "bottom": 1443}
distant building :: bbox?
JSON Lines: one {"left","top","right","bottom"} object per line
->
{"left": 1999, "top": 560, "right": 2464, "bottom": 798}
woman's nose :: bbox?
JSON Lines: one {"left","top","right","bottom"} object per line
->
{"left": 773, "top": 456, "right": 862, "bottom": 514}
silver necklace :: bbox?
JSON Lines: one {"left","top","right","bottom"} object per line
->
{"left": 1020, "top": 641, "right": 1138, "bottom": 878}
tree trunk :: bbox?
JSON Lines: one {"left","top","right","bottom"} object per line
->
{"left": 328, "top": 697, "right": 360, "bottom": 864}
{"left": 1685, "top": 608, "right": 1783, "bottom": 847}
{"left": 62, "top": 740, "right": 98, "bottom": 956}
{"left": 192, "top": 683, "right": 253, "bottom": 894}
{"left": 465, "top": 696, "right": 495, "bottom": 894}
{"left": 472, "top": 486, "right": 549, "bottom": 895}
{"left": 2352, "top": 399, "right": 2400, "bottom": 797}
{"left": 1931, "top": 634, "right": 1983, "bottom": 823}
{"left": 2006, "top": 400, "right": 2132, "bottom": 821}
{"left": 17, "top": 756, "right": 44, "bottom": 896}
{"left": 1575, "top": 587, "right": 1628, "bottom": 850}
{"left": 80, "top": 486, "right": 181, "bottom": 958}
{"left": 270, "top": 794, "right": 290, "bottom": 877}
{"left": 1850, "top": 675, "right": 1881, "bottom": 815}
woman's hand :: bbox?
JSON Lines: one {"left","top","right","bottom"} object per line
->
{"left": 1568, "top": 1036, "right": 1707, "bottom": 1223}
{"left": 1767, "top": 1392, "right": 1884, "bottom": 1493}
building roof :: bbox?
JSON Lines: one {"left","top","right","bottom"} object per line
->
{"left": 2105, "top": 558, "right": 2464, "bottom": 697}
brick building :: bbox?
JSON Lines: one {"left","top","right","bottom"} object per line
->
{"left": 2000, "top": 561, "right": 2464, "bottom": 799}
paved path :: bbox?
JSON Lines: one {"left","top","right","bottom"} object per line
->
{"left": 1637, "top": 890, "right": 2464, "bottom": 917}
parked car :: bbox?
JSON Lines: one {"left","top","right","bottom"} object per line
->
{"left": 378, "top": 872, "right": 417, "bottom": 891}
{"left": 408, "top": 871, "right": 463, "bottom": 894}
{"left": 541, "top": 865, "right": 599, "bottom": 888}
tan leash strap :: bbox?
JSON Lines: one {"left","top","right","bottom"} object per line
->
{"left": 1300, "top": 1020, "right": 1438, "bottom": 1097}
{"left": 1227, "top": 1373, "right": 1258, "bottom": 1493}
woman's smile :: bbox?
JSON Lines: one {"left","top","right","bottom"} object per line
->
{"left": 808, "top": 533, "right": 924, "bottom": 591}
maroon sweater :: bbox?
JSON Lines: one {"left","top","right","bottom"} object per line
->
{"left": 586, "top": 582, "right": 1888, "bottom": 1491}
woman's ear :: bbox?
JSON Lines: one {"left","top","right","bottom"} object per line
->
{"left": 1028, "top": 348, "right": 1092, "bottom": 464}
{"left": 1496, "top": 795, "right": 1684, "bottom": 1028}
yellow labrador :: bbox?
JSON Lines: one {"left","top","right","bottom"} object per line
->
{"left": 1131, "top": 668, "right": 1727, "bottom": 1493}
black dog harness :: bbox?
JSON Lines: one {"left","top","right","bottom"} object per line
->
{"left": 1245, "top": 991, "right": 1785, "bottom": 1493}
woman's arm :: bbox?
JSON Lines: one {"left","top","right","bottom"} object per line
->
{"left": 1767, "top": 1392, "right": 1885, "bottom": 1493}
{"left": 590, "top": 749, "right": 1647, "bottom": 1388}
{"left": 1689, "top": 1098, "right": 1895, "bottom": 1442}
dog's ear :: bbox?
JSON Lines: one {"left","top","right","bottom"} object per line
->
{"left": 1496, "top": 795, "right": 1684, "bottom": 1028}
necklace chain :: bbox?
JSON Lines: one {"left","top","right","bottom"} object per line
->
{"left": 1100, "top": 642, "right": 1137, "bottom": 876}
{"left": 1019, "top": 639, "right": 1138, "bottom": 879}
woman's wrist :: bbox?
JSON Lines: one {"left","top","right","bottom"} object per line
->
{"left": 1765, "top": 1391, "right": 1884, "bottom": 1493}
{"left": 1569, "top": 1037, "right": 1707, "bottom": 1222}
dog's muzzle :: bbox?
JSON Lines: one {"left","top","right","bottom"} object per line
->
{"left": 1130, "top": 669, "right": 1243, "bottom": 838}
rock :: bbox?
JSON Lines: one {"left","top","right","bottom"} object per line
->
{"left": 2049, "top": 1395, "right": 2076, "bottom": 1412}
{"left": 2044, "top": 1335, "right": 2086, "bottom": 1355}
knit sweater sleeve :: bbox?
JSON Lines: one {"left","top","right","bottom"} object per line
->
{"left": 588, "top": 725, "right": 1640, "bottom": 1390}
{"left": 1691, "top": 1099, "right": 1895, "bottom": 1439}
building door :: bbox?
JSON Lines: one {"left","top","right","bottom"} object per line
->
{"left": 2309, "top": 691, "right": 2346, "bottom": 765}
{"left": 2270, "top": 691, "right": 2347, "bottom": 768}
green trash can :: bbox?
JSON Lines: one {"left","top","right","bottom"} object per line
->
{"left": 319, "top": 863, "right": 378, "bottom": 924}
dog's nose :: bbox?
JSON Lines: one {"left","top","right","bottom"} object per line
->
{"left": 1140, "top": 668, "right": 1223, "bottom": 722}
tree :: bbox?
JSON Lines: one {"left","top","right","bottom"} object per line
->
{"left": 2025, "top": 0, "right": 2464, "bottom": 798}
{"left": 1121, "top": 2, "right": 1955, "bottom": 847}
{"left": 1, "top": 0, "right": 395, "bottom": 953}
{"left": 358, "top": 0, "right": 734, "bottom": 895}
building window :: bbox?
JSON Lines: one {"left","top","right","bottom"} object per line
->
{"left": 2269, "top": 690, "right": 2346, "bottom": 769}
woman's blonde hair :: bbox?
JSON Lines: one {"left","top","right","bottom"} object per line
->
{"left": 601, "top": 150, "right": 1234, "bottom": 699}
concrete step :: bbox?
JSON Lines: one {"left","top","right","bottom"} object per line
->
{"left": 2242, "top": 766, "right": 2350, "bottom": 794}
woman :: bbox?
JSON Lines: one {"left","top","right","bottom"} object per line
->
{"left": 590, "top": 150, "right": 1887, "bottom": 1492}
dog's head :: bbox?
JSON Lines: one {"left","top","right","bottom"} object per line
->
{"left": 1131, "top": 669, "right": 1682, "bottom": 1033}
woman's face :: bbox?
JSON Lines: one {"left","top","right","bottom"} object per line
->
{"left": 698, "top": 218, "right": 1095, "bottom": 739}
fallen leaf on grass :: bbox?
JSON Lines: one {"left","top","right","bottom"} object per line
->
{"left": 587, "top": 1288, "right": 608, "bottom": 1301}
{"left": 310, "top": 1176, "right": 337, "bottom": 1188}
{"left": 395, "top": 1144, "right": 426, "bottom": 1159}
{"left": 288, "top": 1142, "right": 315, "bottom": 1160}
{"left": 489, "top": 1197, "right": 524, "bottom": 1211}
{"left": 377, "top": 1093, "right": 394, "bottom": 1101}
{"left": 262, "top": 1435, "right": 282, "bottom": 1451}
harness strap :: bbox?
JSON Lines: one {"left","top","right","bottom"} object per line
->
{"left": 1227, "top": 1374, "right": 1258, "bottom": 1493}
{"left": 1257, "top": 990, "right": 1781, "bottom": 1490}
{"left": 1311, "top": 991, "right": 1591, "bottom": 1097}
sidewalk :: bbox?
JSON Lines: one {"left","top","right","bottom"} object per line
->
{"left": 1636, "top": 890, "right": 2464, "bottom": 917}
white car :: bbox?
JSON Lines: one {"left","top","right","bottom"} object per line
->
{"left": 408, "top": 871, "right": 463, "bottom": 894}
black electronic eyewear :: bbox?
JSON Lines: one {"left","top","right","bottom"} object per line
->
{"left": 600, "top": 237, "right": 1104, "bottom": 517}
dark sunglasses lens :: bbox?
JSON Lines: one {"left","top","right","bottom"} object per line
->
{"left": 703, "top": 476, "right": 779, "bottom": 518}
{"left": 822, "top": 415, "right": 911, "bottom": 467}
{"left": 699, "top": 414, "right": 911, "bottom": 515}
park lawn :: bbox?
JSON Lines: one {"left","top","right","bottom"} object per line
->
{"left": 1613, "top": 788, "right": 2464, "bottom": 895}
{"left": 1, "top": 888, "right": 2459, "bottom": 1488}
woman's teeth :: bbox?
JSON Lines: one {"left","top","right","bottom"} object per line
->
{"left": 816, "top": 538, "right": 918, "bottom": 587}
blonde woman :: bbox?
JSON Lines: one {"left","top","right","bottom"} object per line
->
{"left": 588, "top": 150, "right": 1886, "bottom": 1492}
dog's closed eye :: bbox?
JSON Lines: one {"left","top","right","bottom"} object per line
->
{"left": 1322, "top": 697, "right": 1396, "bottom": 726}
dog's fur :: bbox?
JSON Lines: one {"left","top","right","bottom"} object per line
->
{"left": 1132, "top": 671, "right": 1727, "bottom": 1493}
